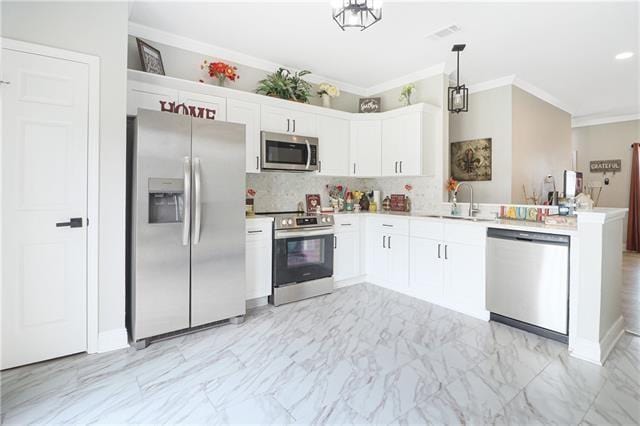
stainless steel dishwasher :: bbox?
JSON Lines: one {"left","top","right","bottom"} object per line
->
{"left": 486, "top": 228, "right": 570, "bottom": 343}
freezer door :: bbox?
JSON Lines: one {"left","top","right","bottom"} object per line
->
{"left": 190, "top": 118, "right": 247, "bottom": 326}
{"left": 132, "top": 109, "right": 191, "bottom": 340}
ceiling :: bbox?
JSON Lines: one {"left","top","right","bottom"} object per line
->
{"left": 129, "top": 1, "right": 639, "bottom": 119}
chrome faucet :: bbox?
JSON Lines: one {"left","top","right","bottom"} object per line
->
{"left": 455, "top": 182, "right": 480, "bottom": 217}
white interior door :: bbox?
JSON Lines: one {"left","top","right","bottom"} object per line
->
{"left": 2, "top": 48, "right": 89, "bottom": 369}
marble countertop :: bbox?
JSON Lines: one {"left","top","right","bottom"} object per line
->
{"left": 331, "top": 210, "right": 579, "bottom": 236}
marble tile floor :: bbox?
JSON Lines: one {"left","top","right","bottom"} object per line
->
{"left": 1, "top": 282, "right": 639, "bottom": 425}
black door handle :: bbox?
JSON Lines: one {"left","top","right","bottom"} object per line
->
{"left": 56, "top": 217, "right": 83, "bottom": 228}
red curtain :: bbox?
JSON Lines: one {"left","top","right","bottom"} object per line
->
{"left": 628, "top": 143, "right": 640, "bottom": 251}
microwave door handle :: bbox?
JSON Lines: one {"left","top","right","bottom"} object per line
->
{"left": 305, "top": 139, "right": 311, "bottom": 170}
{"left": 193, "top": 157, "right": 202, "bottom": 245}
{"left": 182, "top": 156, "right": 191, "bottom": 246}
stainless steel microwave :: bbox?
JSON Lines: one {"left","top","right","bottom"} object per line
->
{"left": 260, "top": 131, "right": 319, "bottom": 172}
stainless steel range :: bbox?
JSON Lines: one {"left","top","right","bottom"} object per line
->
{"left": 268, "top": 212, "right": 334, "bottom": 306}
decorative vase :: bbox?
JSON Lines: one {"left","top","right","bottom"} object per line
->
{"left": 217, "top": 77, "right": 225, "bottom": 87}
{"left": 322, "top": 93, "right": 331, "bottom": 108}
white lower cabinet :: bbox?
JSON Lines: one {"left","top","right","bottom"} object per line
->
{"left": 408, "top": 221, "right": 487, "bottom": 319}
{"left": 333, "top": 216, "right": 361, "bottom": 282}
{"left": 245, "top": 221, "right": 272, "bottom": 300}
{"left": 367, "top": 218, "right": 409, "bottom": 291}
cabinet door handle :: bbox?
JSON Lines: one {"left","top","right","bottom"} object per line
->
{"left": 382, "top": 235, "right": 386, "bottom": 248}
{"left": 293, "top": 119, "right": 296, "bottom": 133}
{"left": 382, "top": 224, "right": 393, "bottom": 227}
{"left": 247, "top": 230, "right": 263, "bottom": 234}
{"left": 287, "top": 118, "right": 290, "bottom": 132}
{"left": 399, "top": 161, "right": 403, "bottom": 174}
{"left": 256, "top": 156, "right": 260, "bottom": 170}
{"left": 437, "top": 243, "right": 441, "bottom": 259}
{"left": 444, "top": 244, "right": 448, "bottom": 260}
{"left": 353, "top": 163, "right": 356, "bottom": 175}
{"left": 395, "top": 161, "right": 398, "bottom": 173}
{"left": 334, "top": 236, "right": 337, "bottom": 249}
{"left": 388, "top": 236, "right": 391, "bottom": 249}
{"left": 318, "top": 160, "right": 322, "bottom": 173}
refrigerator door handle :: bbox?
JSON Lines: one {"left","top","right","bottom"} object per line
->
{"left": 182, "top": 156, "right": 191, "bottom": 246}
{"left": 305, "top": 138, "right": 311, "bottom": 170}
{"left": 193, "top": 157, "right": 202, "bottom": 245}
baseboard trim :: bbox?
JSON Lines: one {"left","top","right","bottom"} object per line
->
{"left": 334, "top": 276, "right": 366, "bottom": 289}
{"left": 97, "top": 328, "right": 129, "bottom": 353}
{"left": 569, "top": 316, "right": 625, "bottom": 365}
{"left": 600, "top": 315, "right": 625, "bottom": 363}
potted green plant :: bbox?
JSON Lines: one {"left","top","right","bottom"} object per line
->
{"left": 256, "top": 68, "right": 313, "bottom": 103}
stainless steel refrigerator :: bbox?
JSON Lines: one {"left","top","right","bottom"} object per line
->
{"left": 130, "top": 109, "right": 246, "bottom": 348}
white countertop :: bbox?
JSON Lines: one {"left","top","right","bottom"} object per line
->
{"left": 332, "top": 210, "right": 579, "bottom": 236}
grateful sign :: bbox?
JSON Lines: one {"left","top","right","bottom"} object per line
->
{"left": 589, "top": 159, "right": 621, "bottom": 173}
{"left": 159, "top": 100, "right": 216, "bottom": 120}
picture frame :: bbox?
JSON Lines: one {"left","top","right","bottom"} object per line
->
{"left": 358, "top": 97, "right": 381, "bottom": 113}
{"left": 450, "top": 138, "right": 492, "bottom": 181}
{"left": 389, "top": 194, "right": 406, "bottom": 212}
{"left": 305, "top": 194, "right": 321, "bottom": 213}
{"left": 136, "top": 38, "right": 165, "bottom": 75}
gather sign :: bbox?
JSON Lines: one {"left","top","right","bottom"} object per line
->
{"left": 159, "top": 100, "right": 216, "bottom": 120}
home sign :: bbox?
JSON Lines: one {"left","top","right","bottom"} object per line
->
{"left": 589, "top": 159, "right": 621, "bottom": 173}
{"left": 159, "top": 100, "right": 217, "bottom": 120}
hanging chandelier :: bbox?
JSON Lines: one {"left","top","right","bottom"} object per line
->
{"left": 448, "top": 44, "right": 469, "bottom": 113}
{"left": 332, "top": 0, "right": 383, "bottom": 31}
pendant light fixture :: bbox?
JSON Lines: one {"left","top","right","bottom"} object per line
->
{"left": 332, "top": 0, "right": 383, "bottom": 31}
{"left": 448, "top": 44, "right": 469, "bottom": 113}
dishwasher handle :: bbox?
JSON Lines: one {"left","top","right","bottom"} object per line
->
{"left": 487, "top": 228, "right": 569, "bottom": 245}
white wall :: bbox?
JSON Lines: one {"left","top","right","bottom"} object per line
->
{"left": 2, "top": 1, "right": 129, "bottom": 335}
{"left": 449, "top": 86, "right": 513, "bottom": 204}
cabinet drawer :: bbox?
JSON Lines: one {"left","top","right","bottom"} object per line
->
{"left": 410, "top": 219, "right": 444, "bottom": 240}
{"left": 246, "top": 221, "right": 272, "bottom": 241}
{"left": 444, "top": 222, "right": 485, "bottom": 246}
{"left": 334, "top": 215, "right": 360, "bottom": 229}
{"left": 370, "top": 216, "right": 409, "bottom": 235}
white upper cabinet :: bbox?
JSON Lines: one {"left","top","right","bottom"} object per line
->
{"left": 178, "top": 91, "right": 227, "bottom": 121}
{"left": 127, "top": 81, "right": 178, "bottom": 116}
{"left": 317, "top": 115, "right": 350, "bottom": 176}
{"left": 261, "top": 105, "right": 317, "bottom": 136}
{"left": 350, "top": 120, "right": 382, "bottom": 177}
{"left": 381, "top": 108, "right": 436, "bottom": 176}
{"left": 227, "top": 99, "right": 261, "bottom": 173}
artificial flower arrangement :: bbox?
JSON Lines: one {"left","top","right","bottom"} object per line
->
{"left": 399, "top": 83, "right": 416, "bottom": 106}
{"left": 317, "top": 83, "right": 340, "bottom": 98}
{"left": 201, "top": 60, "right": 239, "bottom": 86}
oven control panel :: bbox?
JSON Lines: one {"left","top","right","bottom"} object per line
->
{"left": 275, "top": 214, "right": 334, "bottom": 230}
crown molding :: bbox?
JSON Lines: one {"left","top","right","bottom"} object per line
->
{"left": 512, "top": 77, "right": 572, "bottom": 115}
{"left": 364, "top": 63, "right": 446, "bottom": 96}
{"left": 466, "top": 75, "right": 516, "bottom": 94}
{"left": 571, "top": 113, "right": 640, "bottom": 128}
{"left": 128, "top": 21, "right": 369, "bottom": 95}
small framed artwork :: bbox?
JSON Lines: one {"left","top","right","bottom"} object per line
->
{"left": 390, "top": 194, "right": 406, "bottom": 212}
{"left": 136, "top": 38, "right": 165, "bottom": 75}
{"left": 359, "top": 97, "right": 381, "bottom": 113}
{"left": 305, "top": 194, "right": 321, "bottom": 213}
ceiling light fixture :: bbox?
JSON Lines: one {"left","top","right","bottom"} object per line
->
{"left": 615, "top": 51, "right": 634, "bottom": 60}
{"left": 332, "top": 0, "right": 382, "bottom": 32}
{"left": 448, "top": 44, "right": 468, "bottom": 114}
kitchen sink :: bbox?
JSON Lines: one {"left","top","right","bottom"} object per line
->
{"left": 418, "top": 214, "right": 496, "bottom": 223}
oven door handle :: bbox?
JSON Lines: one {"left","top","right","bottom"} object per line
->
{"left": 305, "top": 138, "right": 311, "bottom": 170}
{"left": 274, "top": 228, "right": 334, "bottom": 239}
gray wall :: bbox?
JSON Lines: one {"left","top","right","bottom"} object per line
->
{"left": 449, "top": 86, "right": 513, "bottom": 204}
{"left": 512, "top": 86, "right": 572, "bottom": 204}
{"left": 128, "top": 36, "right": 361, "bottom": 113}
{"left": 369, "top": 74, "right": 444, "bottom": 111}
{"left": 2, "top": 1, "right": 129, "bottom": 335}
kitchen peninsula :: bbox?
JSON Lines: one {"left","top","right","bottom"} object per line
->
{"left": 324, "top": 207, "right": 628, "bottom": 365}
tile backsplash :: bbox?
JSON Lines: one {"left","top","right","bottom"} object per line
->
{"left": 246, "top": 173, "right": 445, "bottom": 212}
